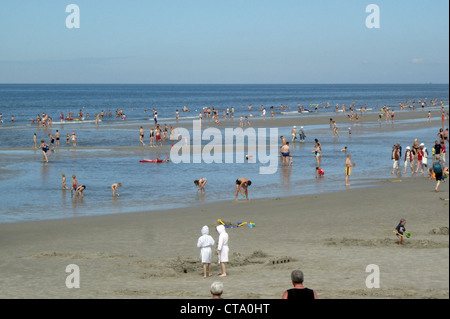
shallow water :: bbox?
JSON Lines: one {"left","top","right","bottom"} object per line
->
{"left": 0, "top": 84, "right": 448, "bottom": 223}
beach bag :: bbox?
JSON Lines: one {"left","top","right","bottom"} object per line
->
{"left": 433, "top": 162, "right": 442, "bottom": 174}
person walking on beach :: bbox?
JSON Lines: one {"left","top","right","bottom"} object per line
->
{"left": 235, "top": 178, "right": 251, "bottom": 200}
{"left": 216, "top": 225, "right": 229, "bottom": 277}
{"left": 197, "top": 225, "right": 215, "bottom": 278}
{"left": 39, "top": 140, "right": 50, "bottom": 163}
{"left": 432, "top": 161, "right": 445, "bottom": 192}
{"left": 415, "top": 144, "right": 425, "bottom": 175}
{"left": 345, "top": 154, "right": 355, "bottom": 186}
{"left": 282, "top": 270, "right": 317, "bottom": 299}
{"left": 404, "top": 146, "right": 414, "bottom": 175}
{"left": 111, "top": 183, "right": 122, "bottom": 197}
{"left": 194, "top": 178, "right": 207, "bottom": 194}
{"left": 392, "top": 145, "right": 400, "bottom": 175}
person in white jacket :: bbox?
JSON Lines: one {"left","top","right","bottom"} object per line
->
{"left": 197, "top": 225, "right": 215, "bottom": 278}
{"left": 216, "top": 225, "right": 229, "bottom": 277}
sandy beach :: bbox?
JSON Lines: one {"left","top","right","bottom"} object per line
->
{"left": 0, "top": 174, "right": 448, "bottom": 299}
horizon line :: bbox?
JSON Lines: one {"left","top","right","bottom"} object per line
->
{"left": 0, "top": 82, "right": 449, "bottom": 86}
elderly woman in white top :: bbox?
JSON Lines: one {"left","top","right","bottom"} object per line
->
{"left": 216, "top": 225, "right": 229, "bottom": 277}
{"left": 197, "top": 225, "right": 215, "bottom": 278}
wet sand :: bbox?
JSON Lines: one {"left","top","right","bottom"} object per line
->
{"left": 0, "top": 176, "right": 448, "bottom": 299}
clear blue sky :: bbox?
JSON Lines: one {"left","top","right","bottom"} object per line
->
{"left": 0, "top": 0, "right": 448, "bottom": 84}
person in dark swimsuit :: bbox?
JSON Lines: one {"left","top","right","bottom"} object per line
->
{"left": 39, "top": 140, "right": 50, "bottom": 163}
{"left": 235, "top": 178, "right": 251, "bottom": 200}
{"left": 282, "top": 270, "right": 317, "bottom": 299}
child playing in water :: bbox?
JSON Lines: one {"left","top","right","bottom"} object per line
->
{"left": 194, "top": 178, "right": 207, "bottom": 193}
{"left": 71, "top": 174, "right": 78, "bottom": 197}
{"left": 61, "top": 174, "right": 69, "bottom": 189}
{"left": 111, "top": 183, "right": 122, "bottom": 197}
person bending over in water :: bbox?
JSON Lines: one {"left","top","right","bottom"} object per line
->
{"left": 75, "top": 185, "right": 86, "bottom": 198}
{"left": 111, "top": 183, "right": 122, "bottom": 197}
{"left": 194, "top": 178, "right": 207, "bottom": 193}
{"left": 235, "top": 178, "right": 251, "bottom": 200}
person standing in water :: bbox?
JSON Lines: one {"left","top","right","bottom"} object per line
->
{"left": 139, "top": 127, "right": 145, "bottom": 146}
{"left": 345, "top": 154, "right": 355, "bottom": 186}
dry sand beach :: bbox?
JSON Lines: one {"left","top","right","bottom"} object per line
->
{"left": 0, "top": 176, "right": 448, "bottom": 299}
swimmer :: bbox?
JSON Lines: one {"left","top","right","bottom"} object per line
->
{"left": 194, "top": 178, "right": 207, "bottom": 194}
{"left": 340, "top": 146, "right": 348, "bottom": 152}
{"left": 111, "top": 183, "right": 122, "bottom": 197}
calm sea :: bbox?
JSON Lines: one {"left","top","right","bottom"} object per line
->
{"left": 0, "top": 84, "right": 448, "bottom": 223}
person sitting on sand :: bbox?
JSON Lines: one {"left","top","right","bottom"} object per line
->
{"left": 111, "top": 183, "right": 122, "bottom": 197}
{"left": 235, "top": 178, "right": 251, "bottom": 200}
{"left": 194, "top": 178, "right": 207, "bottom": 193}
{"left": 216, "top": 225, "right": 229, "bottom": 277}
{"left": 197, "top": 225, "right": 215, "bottom": 278}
